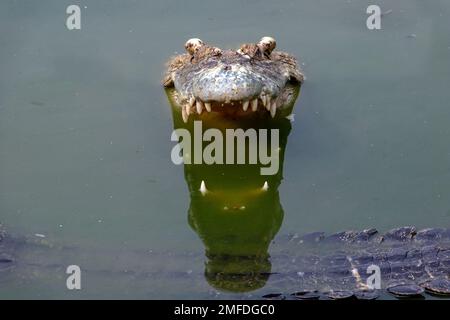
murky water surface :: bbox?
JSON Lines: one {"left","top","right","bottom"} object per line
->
{"left": 0, "top": 0, "right": 449, "bottom": 298}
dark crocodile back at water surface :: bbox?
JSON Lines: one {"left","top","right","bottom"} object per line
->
{"left": 267, "top": 227, "right": 450, "bottom": 299}
{"left": 1, "top": 225, "right": 449, "bottom": 299}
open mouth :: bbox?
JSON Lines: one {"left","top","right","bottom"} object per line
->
{"left": 181, "top": 95, "right": 279, "bottom": 121}
{"left": 167, "top": 85, "right": 300, "bottom": 123}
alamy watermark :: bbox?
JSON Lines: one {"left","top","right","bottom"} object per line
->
{"left": 66, "top": 265, "right": 82, "bottom": 290}
{"left": 366, "top": 5, "right": 382, "bottom": 30}
{"left": 171, "top": 121, "right": 280, "bottom": 175}
{"left": 366, "top": 264, "right": 381, "bottom": 289}
{"left": 66, "top": 5, "right": 82, "bottom": 30}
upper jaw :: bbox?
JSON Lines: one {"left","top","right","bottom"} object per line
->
{"left": 190, "top": 62, "right": 277, "bottom": 102}
{"left": 178, "top": 90, "right": 281, "bottom": 122}
{"left": 166, "top": 81, "right": 301, "bottom": 123}
{"left": 175, "top": 71, "right": 288, "bottom": 121}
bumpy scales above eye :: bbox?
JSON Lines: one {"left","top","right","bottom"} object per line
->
{"left": 258, "top": 36, "right": 276, "bottom": 55}
{"left": 184, "top": 38, "right": 204, "bottom": 55}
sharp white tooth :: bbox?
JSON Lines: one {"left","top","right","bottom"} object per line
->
{"left": 196, "top": 100, "right": 203, "bottom": 114}
{"left": 199, "top": 180, "right": 208, "bottom": 196}
{"left": 204, "top": 102, "right": 212, "bottom": 112}
{"left": 181, "top": 105, "right": 189, "bottom": 123}
{"left": 242, "top": 100, "right": 249, "bottom": 111}
{"left": 270, "top": 101, "right": 277, "bottom": 118}
{"left": 261, "top": 181, "right": 269, "bottom": 191}
{"left": 261, "top": 95, "right": 266, "bottom": 107}
{"left": 265, "top": 96, "right": 271, "bottom": 111}
{"left": 189, "top": 96, "right": 196, "bottom": 107}
{"left": 251, "top": 98, "right": 258, "bottom": 111}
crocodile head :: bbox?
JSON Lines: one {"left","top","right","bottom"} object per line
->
{"left": 163, "top": 37, "right": 303, "bottom": 122}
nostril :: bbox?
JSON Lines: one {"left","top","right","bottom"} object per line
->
{"left": 223, "top": 65, "right": 231, "bottom": 71}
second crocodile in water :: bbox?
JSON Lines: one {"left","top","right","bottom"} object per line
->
{"left": 163, "top": 37, "right": 304, "bottom": 122}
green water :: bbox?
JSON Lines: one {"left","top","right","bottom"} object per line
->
{"left": 0, "top": 0, "right": 450, "bottom": 299}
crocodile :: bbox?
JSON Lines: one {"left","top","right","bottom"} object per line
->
{"left": 163, "top": 37, "right": 303, "bottom": 122}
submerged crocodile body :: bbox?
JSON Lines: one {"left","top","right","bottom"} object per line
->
{"left": 266, "top": 226, "right": 450, "bottom": 299}
{"left": 1, "top": 224, "right": 449, "bottom": 299}
{"left": 163, "top": 37, "right": 303, "bottom": 122}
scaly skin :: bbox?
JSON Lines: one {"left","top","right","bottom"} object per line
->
{"left": 265, "top": 226, "right": 450, "bottom": 299}
{"left": 1, "top": 224, "right": 449, "bottom": 299}
{"left": 163, "top": 37, "right": 304, "bottom": 122}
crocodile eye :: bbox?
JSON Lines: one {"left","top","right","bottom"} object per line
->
{"left": 184, "top": 38, "right": 204, "bottom": 55}
{"left": 259, "top": 36, "right": 276, "bottom": 55}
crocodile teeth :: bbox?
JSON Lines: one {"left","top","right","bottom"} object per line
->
{"left": 199, "top": 180, "right": 208, "bottom": 196}
{"left": 196, "top": 100, "right": 204, "bottom": 114}
{"left": 242, "top": 100, "right": 249, "bottom": 111}
{"left": 261, "top": 181, "right": 269, "bottom": 191}
{"left": 204, "top": 102, "right": 211, "bottom": 112}
{"left": 261, "top": 95, "right": 267, "bottom": 107}
{"left": 265, "top": 96, "right": 271, "bottom": 111}
{"left": 181, "top": 105, "right": 189, "bottom": 123}
{"left": 270, "top": 101, "right": 277, "bottom": 118}
{"left": 251, "top": 98, "right": 258, "bottom": 111}
{"left": 186, "top": 104, "right": 191, "bottom": 115}
{"left": 189, "top": 96, "right": 196, "bottom": 107}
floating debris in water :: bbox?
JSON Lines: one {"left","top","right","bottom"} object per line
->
{"left": 30, "top": 101, "right": 45, "bottom": 107}
{"left": 381, "top": 9, "right": 393, "bottom": 17}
